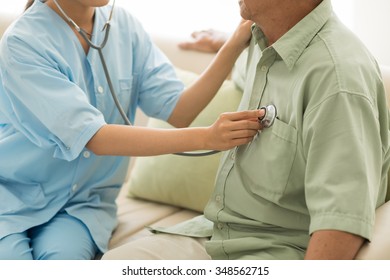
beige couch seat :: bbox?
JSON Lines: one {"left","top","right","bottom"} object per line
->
{"left": 1, "top": 11, "right": 390, "bottom": 260}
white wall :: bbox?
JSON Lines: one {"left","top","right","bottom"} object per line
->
{"left": 116, "top": 0, "right": 240, "bottom": 35}
{"left": 117, "top": 0, "right": 390, "bottom": 65}
{"left": 121, "top": 0, "right": 355, "bottom": 36}
{"left": 354, "top": 0, "right": 390, "bottom": 65}
{"left": 4, "top": 0, "right": 390, "bottom": 65}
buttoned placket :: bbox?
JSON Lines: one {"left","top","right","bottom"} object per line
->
{"left": 71, "top": 183, "right": 78, "bottom": 193}
{"left": 97, "top": 85, "right": 104, "bottom": 94}
{"left": 88, "top": 52, "right": 107, "bottom": 112}
{"left": 212, "top": 47, "right": 277, "bottom": 241}
{"left": 212, "top": 148, "right": 238, "bottom": 238}
{"left": 248, "top": 48, "right": 277, "bottom": 111}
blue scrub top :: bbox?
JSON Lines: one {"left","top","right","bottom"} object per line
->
{"left": 0, "top": 0, "right": 183, "bottom": 252}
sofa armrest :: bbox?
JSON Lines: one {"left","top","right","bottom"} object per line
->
{"left": 0, "top": 12, "right": 19, "bottom": 37}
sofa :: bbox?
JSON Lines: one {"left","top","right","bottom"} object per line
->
{"left": 1, "top": 10, "right": 390, "bottom": 260}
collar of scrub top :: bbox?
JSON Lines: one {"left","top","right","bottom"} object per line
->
{"left": 52, "top": 0, "right": 116, "bottom": 50}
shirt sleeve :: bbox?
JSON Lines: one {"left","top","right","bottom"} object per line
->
{"left": 124, "top": 13, "right": 184, "bottom": 121}
{"left": 303, "top": 91, "right": 383, "bottom": 240}
{"left": 0, "top": 35, "right": 106, "bottom": 161}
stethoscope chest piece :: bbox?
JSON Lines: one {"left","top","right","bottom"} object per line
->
{"left": 259, "top": 104, "right": 277, "bottom": 128}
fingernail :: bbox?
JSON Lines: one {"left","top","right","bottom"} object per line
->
{"left": 258, "top": 108, "right": 266, "bottom": 121}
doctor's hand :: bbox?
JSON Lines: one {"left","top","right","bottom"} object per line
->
{"left": 204, "top": 109, "right": 265, "bottom": 151}
{"left": 226, "top": 19, "right": 253, "bottom": 52}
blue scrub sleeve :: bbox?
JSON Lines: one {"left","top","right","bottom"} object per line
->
{"left": 0, "top": 36, "right": 106, "bottom": 161}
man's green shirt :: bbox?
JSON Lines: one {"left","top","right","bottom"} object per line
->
{"left": 204, "top": 0, "right": 390, "bottom": 259}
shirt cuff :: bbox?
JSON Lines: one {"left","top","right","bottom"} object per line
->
{"left": 309, "top": 211, "right": 374, "bottom": 241}
{"left": 54, "top": 117, "right": 106, "bottom": 161}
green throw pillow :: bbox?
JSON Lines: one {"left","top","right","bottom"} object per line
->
{"left": 126, "top": 68, "right": 243, "bottom": 212}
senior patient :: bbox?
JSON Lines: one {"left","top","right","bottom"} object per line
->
{"left": 103, "top": 0, "right": 390, "bottom": 260}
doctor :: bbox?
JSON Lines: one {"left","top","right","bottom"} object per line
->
{"left": 0, "top": 0, "right": 259, "bottom": 259}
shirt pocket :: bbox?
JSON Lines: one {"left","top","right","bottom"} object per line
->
{"left": 116, "top": 78, "right": 133, "bottom": 109}
{"left": 0, "top": 177, "right": 46, "bottom": 214}
{"left": 236, "top": 118, "right": 298, "bottom": 202}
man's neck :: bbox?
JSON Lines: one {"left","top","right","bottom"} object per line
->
{"left": 256, "top": 2, "right": 321, "bottom": 45}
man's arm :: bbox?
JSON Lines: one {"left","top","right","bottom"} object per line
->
{"left": 304, "top": 230, "right": 365, "bottom": 260}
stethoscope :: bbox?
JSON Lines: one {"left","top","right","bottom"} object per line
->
{"left": 53, "top": 0, "right": 277, "bottom": 157}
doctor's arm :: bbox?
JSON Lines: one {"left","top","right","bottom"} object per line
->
{"left": 86, "top": 109, "right": 263, "bottom": 157}
{"left": 304, "top": 230, "right": 365, "bottom": 260}
{"left": 167, "top": 20, "right": 252, "bottom": 128}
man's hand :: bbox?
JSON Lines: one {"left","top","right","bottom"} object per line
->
{"left": 178, "top": 29, "right": 229, "bottom": 53}
{"left": 178, "top": 20, "right": 253, "bottom": 54}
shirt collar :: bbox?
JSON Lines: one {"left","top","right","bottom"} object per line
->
{"left": 252, "top": 0, "right": 333, "bottom": 70}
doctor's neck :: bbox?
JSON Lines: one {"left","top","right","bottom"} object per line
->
{"left": 25, "top": 1, "right": 95, "bottom": 30}
{"left": 46, "top": 0, "right": 96, "bottom": 29}
{"left": 25, "top": 0, "right": 36, "bottom": 10}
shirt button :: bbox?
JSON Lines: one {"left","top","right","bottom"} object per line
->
{"left": 97, "top": 86, "right": 104, "bottom": 94}
{"left": 83, "top": 151, "right": 91, "bottom": 158}
{"left": 215, "top": 195, "right": 222, "bottom": 202}
{"left": 230, "top": 152, "right": 235, "bottom": 160}
{"left": 72, "top": 184, "right": 78, "bottom": 192}
{"left": 217, "top": 223, "right": 224, "bottom": 230}
{"left": 261, "top": 65, "right": 267, "bottom": 72}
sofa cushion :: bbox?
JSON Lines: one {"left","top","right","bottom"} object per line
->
{"left": 125, "top": 68, "right": 242, "bottom": 212}
{"left": 355, "top": 200, "right": 390, "bottom": 259}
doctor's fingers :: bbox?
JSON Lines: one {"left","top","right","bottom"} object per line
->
{"left": 230, "top": 136, "right": 257, "bottom": 147}
{"left": 230, "top": 119, "right": 262, "bottom": 131}
{"left": 212, "top": 130, "right": 257, "bottom": 150}
{"left": 221, "top": 109, "right": 265, "bottom": 122}
{"left": 217, "top": 118, "right": 262, "bottom": 135}
{"left": 227, "top": 128, "right": 259, "bottom": 141}
{"left": 215, "top": 123, "right": 259, "bottom": 147}
{"left": 230, "top": 19, "right": 254, "bottom": 48}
